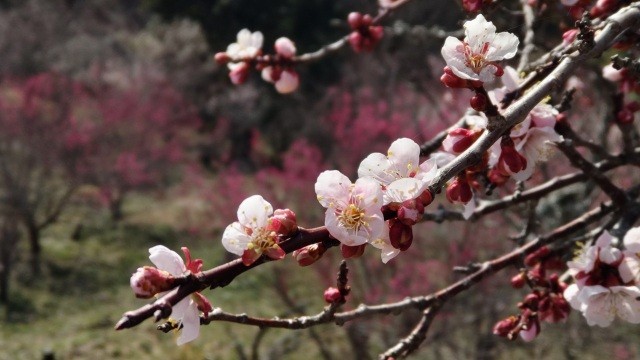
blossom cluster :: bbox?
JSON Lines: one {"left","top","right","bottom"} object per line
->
{"left": 215, "top": 29, "right": 300, "bottom": 94}
{"left": 563, "top": 229, "right": 640, "bottom": 327}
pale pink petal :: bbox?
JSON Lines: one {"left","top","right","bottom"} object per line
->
{"left": 261, "top": 66, "right": 274, "bottom": 83}
{"left": 612, "top": 286, "right": 640, "bottom": 324}
{"left": 274, "top": 37, "right": 296, "bottom": 58}
{"left": 441, "top": 37, "right": 477, "bottom": 80}
{"left": 624, "top": 227, "right": 640, "bottom": 253}
{"left": 464, "top": 15, "right": 496, "bottom": 53}
{"left": 501, "top": 66, "right": 520, "bottom": 92}
{"left": 387, "top": 138, "right": 420, "bottom": 177}
{"left": 564, "top": 283, "right": 583, "bottom": 310}
{"left": 353, "top": 177, "right": 383, "bottom": 213}
{"left": 221, "top": 222, "right": 252, "bottom": 256}
{"left": 619, "top": 254, "right": 640, "bottom": 284}
{"left": 275, "top": 70, "right": 299, "bottom": 94}
{"left": 602, "top": 64, "right": 624, "bottom": 82}
{"left": 358, "top": 152, "right": 394, "bottom": 184}
{"left": 485, "top": 32, "right": 519, "bottom": 61}
{"left": 580, "top": 285, "right": 616, "bottom": 327}
{"left": 383, "top": 178, "right": 426, "bottom": 204}
{"left": 237, "top": 195, "right": 273, "bottom": 229}
{"left": 176, "top": 299, "right": 200, "bottom": 345}
{"left": 149, "top": 245, "right": 186, "bottom": 276}
{"left": 315, "top": 170, "right": 352, "bottom": 209}
{"left": 369, "top": 228, "right": 400, "bottom": 264}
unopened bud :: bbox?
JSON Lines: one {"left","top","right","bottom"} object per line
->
{"left": 274, "top": 37, "right": 296, "bottom": 58}
{"left": 440, "top": 71, "right": 468, "bottom": 88}
{"left": 493, "top": 316, "right": 519, "bottom": 339}
{"left": 443, "top": 128, "right": 476, "bottom": 154}
{"left": 130, "top": 266, "right": 176, "bottom": 299}
{"left": 524, "top": 246, "right": 550, "bottom": 266}
{"left": 470, "top": 93, "right": 487, "bottom": 111}
{"left": 462, "top": 0, "right": 483, "bottom": 12}
{"left": 389, "top": 219, "right": 413, "bottom": 251}
{"left": 269, "top": 208, "right": 298, "bottom": 236}
{"left": 324, "top": 286, "right": 344, "bottom": 304}
{"left": 193, "top": 292, "right": 213, "bottom": 316}
{"left": 511, "top": 272, "right": 527, "bottom": 289}
{"left": 292, "top": 243, "right": 326, "bottom": 266}
{"left": 347, "top": 12, "right": 363, "bottom": 29}
{"left": 214, "top": 52, "right": 231, "bottom": 64}
{"left": 229, "top": 62, "right": 250, "bottom": 85}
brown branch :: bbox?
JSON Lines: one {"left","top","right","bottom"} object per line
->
{"left": 116, "top": 1, "right": 640, "bottom": 334}
{"left": 423, "top": 149, "right": 640, "bottom": 222}
{"left": 378, "top": 303, "right": 443, "bottom": 360}
{"left": 199, "top": 200, "right": 614, "bottom": 331}
{"left": 556, "top": 140, "right": 629, "bottom": 206}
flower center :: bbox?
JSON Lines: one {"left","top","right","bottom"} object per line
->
{"left": 339, "top": 204, "right": 367, "bottom": 231}
{"left": 463, "top": 42, "right": 490, "bottom": 73}
{"left": 250, "top": 228, "right": 278, "bottom": 252}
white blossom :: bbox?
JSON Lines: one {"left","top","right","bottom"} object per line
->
{"left": 226, "top": 29, "right": 263, "bottom": 61}
{"left": 441, "top": 14, "right": 519, "bottom": 82}
{"left": 315, "top": 170, "right": 384, "bottom": 246}
{"left": 358, "top": 138, "right": 437, "bottom": 205}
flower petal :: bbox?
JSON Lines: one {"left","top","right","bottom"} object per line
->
{"left": 176, "top": 299, "right": 201, "bottom": 345}
{"left": 315, "top": 170, "right": 352, "bottom": 209}
{"left": 221, "top": 222, "right": 252, "bottom": 256}
{"left": 624, "top": 227, "right": 640, "bottom": 253}
{"left": 237, "top": 195, "right": 273, "bottom": 229}
{"left": 149, "top": 245, "right": 186, "bottom": 276}
{"left": 485, "top": 32, "right": 519, "bottom": 61}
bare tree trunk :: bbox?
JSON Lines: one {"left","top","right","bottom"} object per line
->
{"left": 0, "top": 221, "right": 18, "bottom": 304}
{"left": 27, "top": 223, "right": 41, "bottom": 275}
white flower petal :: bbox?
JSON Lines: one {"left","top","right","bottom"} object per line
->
{"left": 237, "top": 195, "right": 273, "bottom": 229}
{"left": 149, "top": 245, "right": 186, "bottom": 276}
{"left": 619, "top": 254, "right": 640, "bottom": 284}
{"left": 358, "top": 152, "right": 394, "bottom": 185}
{"left": 315, "top": 170, "right": 352, "bottom": 209}
{"left": 384, "top": 178, "right": 427, "bottom": 204}
{"left": 485, "top": 32, "right": 519, "bottom": 61}
{"left": 442, "top": 37, "right": 477, "bottom": 80}
{"left": 176, "top": 299, "right": 201, "bottom": 345}
{"left": 275, "top": 70, "right": 299, "bottom": 94}
{"left": 387, "top": 138, "right": 420, "bottom": 177}
{"left": 464, "top": 14, "right": 496, "bottom": 53}
{"left": 221, "top": 222, "right": 252, "bottom": 256}
{"left": 353, "top": 177, "right": 384, "bottom": 212}
{"left": 624, "top": 227, "right": 640, "bottom": 253}
{"left": 611, "top": 286, "right": 640, "bottom": 324}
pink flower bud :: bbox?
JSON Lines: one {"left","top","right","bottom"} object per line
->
{"left": 292, "top": 243, "right": 326, "bottom": 266}
{"left": 229, "top": 62, "right": 250, "bottom": 85}
{"left": 324, "top": 286, "right": 343, "bottom": 304}
{"left": 214, "top": 52, "right": 231, "bottom": 64}
{"left": 446, "top": 176, "right": 473, "bottom": 204}
{"left": 493, "top": 64, "right": 504, "bottom": 77}
{"left": 348, "top": 32, "right": 364, "bottom": 52}
{"left": 130, "top": 266, "right": 176, "bottom": 299}
{"left": 493, "top": 316, "right": 519, "bottom": 338}
{"left": 418, "top": 189, "right": 434, "bottom": 207}
{"left": 389, "top": 219, "right": 413, "bottom": 251}
{"left": 524, "top": 246, "right": 550, "bottom": 266}
{"left": 498, "top": 142, "right": 527, "bottom": 174}
{"left": 347, "top": 12, "right": 363, "bottom": 29}
{"left": 341, "top": 244, "right": 366, "bottom": 259}
{"left": 470, "top": 93, "right": 487, "bottom": 111}
{"left": 462, "top": 0, "right": 483, "bottom": 12}
{"left": 269, "top": 208, "right": 298, "bottom": 236}
{"left": 440, "top": 67, "right": 468, "bottom": 88}
{"left": 443, "top": 128, "right": 476, "bottom": 154}
{"left": 617, "top": 108, "right": 635, "bottom": 124}
{"left": 274, "top": 37, "right": 296, "bottom": 58}
{"left": 511, "top": 273, "right": 526, "bottom": 289}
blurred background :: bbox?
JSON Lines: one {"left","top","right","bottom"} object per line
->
{"left": 0, "top": 0, "right": 638, "bottom": 359}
